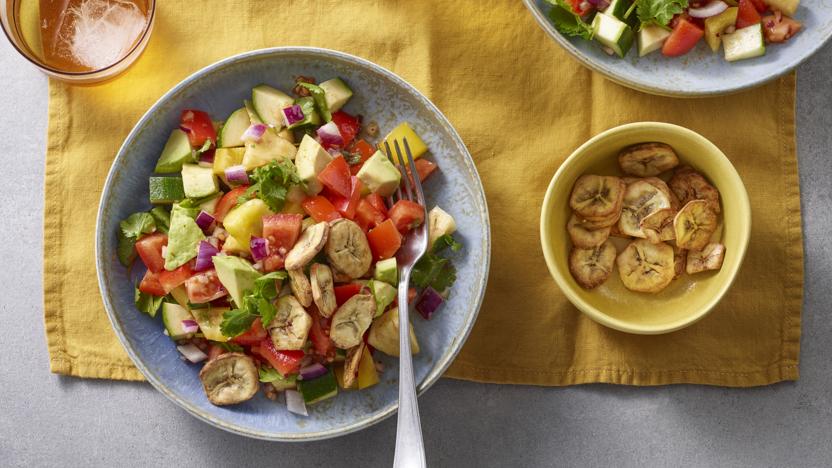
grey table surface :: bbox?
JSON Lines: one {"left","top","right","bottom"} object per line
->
{"left": 1, "top": 38, "right": 831, "bottom": 468}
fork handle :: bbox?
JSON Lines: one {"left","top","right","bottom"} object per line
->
{"left": 393, "top": 269, "right": 426, "bottom": 468}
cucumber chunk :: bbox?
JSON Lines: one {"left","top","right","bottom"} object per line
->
{"left": 638, "top": 25, "right": 671, "bottom": 57}
{"left": 181, "top": 163, "right": 219, "bottom": 199}
{"left": 162, "top": 302, "right": 196, "bottom": 340}
{"left": 298, "top": 368, "right": 338, "bottom": 404}
{"left": 155, "top": 129, "right": 194, "bottom": 173}
{"left": 592, "top": 13, "right": 634, "bottom": 58}
{"left": 319, "top": 78, "right": 353, "bottom": 113}
{"left": 723, "top": 24, "right": 765, "bottom": 62}
{"left": 149, "top": 177, "right": 185, "bottom": 204}
{"left": 251, "top": 85, "right": 294, "bottom": 129}
{"left": 218, "top": 107, "right": 251, "bottom": 148}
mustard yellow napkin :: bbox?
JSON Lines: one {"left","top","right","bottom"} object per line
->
{"left": 43, "top": 0, "right": 802, "bottom": 385}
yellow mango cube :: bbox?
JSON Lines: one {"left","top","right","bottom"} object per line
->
{"left": 220, "top": 235, "right": 250, "bottom": 255}
{"left": 334, "top": 364, "right": 356, "bottom": 390}
{"left": 383, "top": 122, "right": 428, "bottom": 159}
{"left": 357, "top": 347, "right": 379, "bottom": 389}
{"left": 212, "top": 147, "right": 245, "bottom": 176}
{"left": 222, "top": 199, "right": 273, "bottom": 245}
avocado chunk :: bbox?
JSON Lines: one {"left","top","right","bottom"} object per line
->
{"left": 295, "top": 134, "right": 333, "bottom": 195}
{"left": 149, "top": 176, "right": 185, "bottom": 204}
{"left": 298, "top": 368, "right": 338, "bottom": 404}
{"left": 374, "top": 258, "right": 398, "bottom": 285}
{"left": 181, "top": 163, "right": 219, "bottom": 199}
{"left": 367, "top": 307, "right": 419, "bottom": 357}
{"left": 369, "top": 279, "right": 396, "bottom": 318}
{"left": 164, "top": 203, "right": 206, "bottom": 271}
{"left": 319, "top": 78, "right": 353, "bottom": 113}
{"left": 251, "top": 84, "right": 294, "bottom": 129}
{"left": 242, "top": 128, "right": 298, "bottom": 170}
{"left": 218, "top": 107, "right": 251, "bottom": 148}
{"left": 638, "top": 25, "right": 671, "bottom": 57}
{"left": 356, "top": 150, "right": 402, "bottom": 197}
{"left": 162, "top": 302, "right": 196, "bottom": 340}
{"left": 155, "top": 129, "right": 195, "bottom": 173}
{"left": 212, "top": 255, "right": 262, "bottom": 307}
{"left": 191, "top": 306, "right": 230, "bottom": 342}
{"left": 704, "top": 7, "right": 739, "bottom": 52}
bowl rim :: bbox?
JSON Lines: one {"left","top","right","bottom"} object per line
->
{"left": 94, "top": 46, "right": 491, "bottom": 441}
{"left": 539, "top": 121, "right": 751, "bottom": 334}
{"left": 521, "top": 0, "right": 828, "bottom": 98}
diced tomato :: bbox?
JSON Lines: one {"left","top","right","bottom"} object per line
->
{"left": 329, "top": 177, "right": 363, "bottom": 219}
{"left": 331, "top": 111, "right": 360, "bottom": 147}
{"left": 184, "top": 269, "right": 227, "bottom": 303}
{"left": 334, "top": 283, "right": 363, "bottom": 306}
{"left": 302, "top": 196, "right": 342, "bottom": 222}
{"left": 158, "top": 262, "right": 195, "bottom": 294}
{"left": 662, "top": 19, "right": 704, "bottom": 57}
{"left": 736, "top": 0, "right": 761, "bottom": 28}
{"left": 317, "top": 156, "right": 352, "bottom": 198}
{"left": 261, "top": 213, "right": 303, "bottom": 271}
{"left": 749, "top": 0, "right": 767, "bottom": 13}
{"left": 355, "top": 198, "right": 386, "bottom": 232}
{"left": 388, "top": 200, "right": 426, "bottom": 234}
{"left": 367, "top": 219, "right": 402, "bottom": 260}
{"left": 138, "top": 270, "right": 166, "bottom": 297}
{"left": 348, "top": 139, "right": 376, "bottom": 175}
{"left": 414, "top": 159, "right": 438, "bottom": 182}
{"left": 214, "top": 186, "right": 248, "bottom": 222}
{"left": 309, "top": 308, "right": 335, "bottom": 359}
{"left": 207, "top": 344, "right": 227, "bottom": 361}
{"left": 231, "top": 317, "right": 268, "bottom": 346}
{"left": 180, "top": 110, "right": 217, "bottom": 148}
{"left": 365, "top": 193, "right": 388, "bottom": 217}
{"left": 567, "top": 0, "right": 591, "bottom": 16}
{"left": 135, "top": 232, "right": 167, "bottom": 273}
{"left": 257, "top": 338, "right": 304, "bottom": 376}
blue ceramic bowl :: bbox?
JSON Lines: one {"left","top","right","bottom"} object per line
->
{"left": 523, "top": 0, "right": 832, "bottom": 96}
{"left": 95, "top": 47, "right": 490, "bottom": 441}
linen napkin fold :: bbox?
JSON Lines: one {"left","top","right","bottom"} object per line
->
{"left": 43, "top": 0, "right": 802, "bottom": 385}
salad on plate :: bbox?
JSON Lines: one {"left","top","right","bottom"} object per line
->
{"left": 116, "top": 76, "right": 462, "bottom": 415}
{"left": 545, "top": 0, "right": 801, "bottom": 61}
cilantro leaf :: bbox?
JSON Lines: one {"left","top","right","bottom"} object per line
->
{"left": 259, "top": 366, "right": 282, "bottom": 383}
{"left": 297, "top": 82, "right": 331, "bottom": 122}
{"left": 214, "top": 341, "right": 244, "bottom": 353}
{"left": 118, "top": 232, "right": 137, "bottom": 266}
{"left": 635, "top": 0, "right": 687, "bottom": 28}
{"left": 134, "top": 288, "right": 164, "bottom": 317}
{"left": 432, "top": 234, "right": 462, "bottom": 254}
{"left": 150, "top": 207, "right": 170, "bottom": 234}
{"left": 412, "top": 234, "right": 462, "bottom": 293}
{"left": 546, "top": 0, "right": 594, "bottom": 40}
{"left": 239, "top": 160, "right": 302, "bottom": 212}
{"left": 220, "top": 308, "right": 257, "bottom": 338}
{"left": 120, "top": 212, "right": 155, "bottom": 239}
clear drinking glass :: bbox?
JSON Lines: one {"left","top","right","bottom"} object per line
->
{"left": 1, "top": 0, "right": 155, "bottom": 84}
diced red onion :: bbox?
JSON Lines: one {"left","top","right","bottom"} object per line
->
{"left": 176, "top": 344, "right": 208, "bottom": 363}
{"left": 199, "top": 149, "right": 215, "bottom": 165}
{"left": 299, "top": 363, "right": 327, "bottom": 380}
{"left": 316, "top": 121, "right": 344, "bottom": 148}
{"left": 181, "top": 320, "right": 200, "bottom": 334}
{"left": 242, "top": 123, "right": 268, "bottom": 142}
{"left": 587, "top": 0, "right": 609, "bottom": 7}
{"left": 415, "top": 287, "right": 444, "bottom": 320}
{"left": 225, "top": 165, "right": 249, "bottom": 184}
{"left": 282, "top": 105, "right": 305, "bottom": 127}
{"left": 285, "top": 389, "right": 308, "bottom": 416}
{"left": 689, "top": 1, "right": 728, "bottom": 17}
{"left": 249, "top": 236, "right": 269, "bottom": 261}
{"left": 195, "top": 211, "right": 215, "bottom": 232}
{"left": 194, "top": 241, "right": 219, "bottom": 271}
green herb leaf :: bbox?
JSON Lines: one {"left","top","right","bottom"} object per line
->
{"left": 239, "top": 160, "right": 302, "bottom": 212}
{"left": 635, "top": 0, "right": 688, "bottom": 27}
{"left": 220, "top": 308, "right": 257, "bottom": 338}
{"left": 120, "top": 212, "right": 156, "bottom": 239}
{"left": 344, "top": 151, "right": 362, "bottom": 165}
{"left": 259, "top": 365, "right": 282, "bottom": 383}
{"left": 412, "top": 235, "right": 462, "bottom": 292}
{"left": 150, "top": 207, "right": 170, "bottom": 234}
{"left": 213, "top": 341, "right": 244, "bottom": 353}
{"left": 134, "top": 288, "right": 164, "bottom": 317}
{"left": 297, "top": 82, "right": 332, "bottom": 122}
{"left": 117, "top": 231, "right": 138, "bottom": 266}
{"left": 431, "top": 234, "right": 463, "bottom": 254}
{"left": 546, "top": 0, "right": 594, "bottom": 40}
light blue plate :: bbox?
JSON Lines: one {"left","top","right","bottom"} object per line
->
{"left": 524, "top": 0, "right": 832, "bottom": 96}
{"left": 95, "top": 47, "right": 490, "bottom": 441}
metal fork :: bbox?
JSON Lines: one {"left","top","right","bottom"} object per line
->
{"left": 383, "top": 138, "right": 428, "bottom": 468}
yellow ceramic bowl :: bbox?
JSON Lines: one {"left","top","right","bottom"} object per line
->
{"left": 540, "top": 122, "right": 751, "bottom": 334}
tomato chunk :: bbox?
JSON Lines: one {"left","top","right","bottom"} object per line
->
{"left": 329, "top": 176, "right": 363, "bottom": 219}
{"left": 302, "top": 196, "right": 342, "bottom": 222}
{"left": 331, "top": 111, "right": 360, "bottom": 147}
{"left": 365, "top": 193, "right": 388, "bottom": 217}
{"left": 388, "top": 200, "right": 426, "bottom": 234}
{"left": 214, "top": 186, "right": 248, "bottom": 223}
{"left": 261, "top": 213, "right": 303, "bottom": 271}
{"left": 184, "top": 269, "right": 228, "bottom": 303}
{"left": 158, "top": 262, "right": 195, "bottom": 294}
{"left": 662, "top": 19, "right": 704, "bottom": 57}
{"left": 348, "top": 139, "right": 376, "bottom": 175}
{"left": 367, "top": 219, "right": 402, "bottom": 260}
{"left": 135, "top": 232, "right": 167, "bottom": 273}
{"left": 257, "top": 338, "right": 304, "bottom": 376}
{"left": 334, "top": 283, "right": 363, "bottom": 306}
{"left": 317, "top": 156, "right": 352, "bottom": 199}
{"left": 309, "top": 307, "right": 335, "bottom": 359}
{"left": 749, "top": 0, "right": 767, "bottom": 12}
{"left": 736, "top": 0, "right": 761, "bottom": 28}
{"left": 180, "top": 109, "right": 217, "bottom": 148}
{"left": 355, "top": 198, "right": 386, "bottom": 232}
{"left": 231, "top": 317, "right": 268, "bottom": 346}
{"left": 138, "top": 270, "right": 166, "bottom": 297}
{"left": 414, "top": 159, "right": 438, "bottom": 182}
{"left": 207, "top": 344, "right": 227, "bottom": 361}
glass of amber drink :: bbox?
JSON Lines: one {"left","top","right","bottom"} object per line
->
{"left": 1, "top": 0, "right": 155, "bottom": 84}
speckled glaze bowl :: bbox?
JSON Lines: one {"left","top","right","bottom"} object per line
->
{"left": 523, "top": 0, "right": 832, "bottom": 97}
{"left": 95, "top": 48, "right": 490, "bottom": 441}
